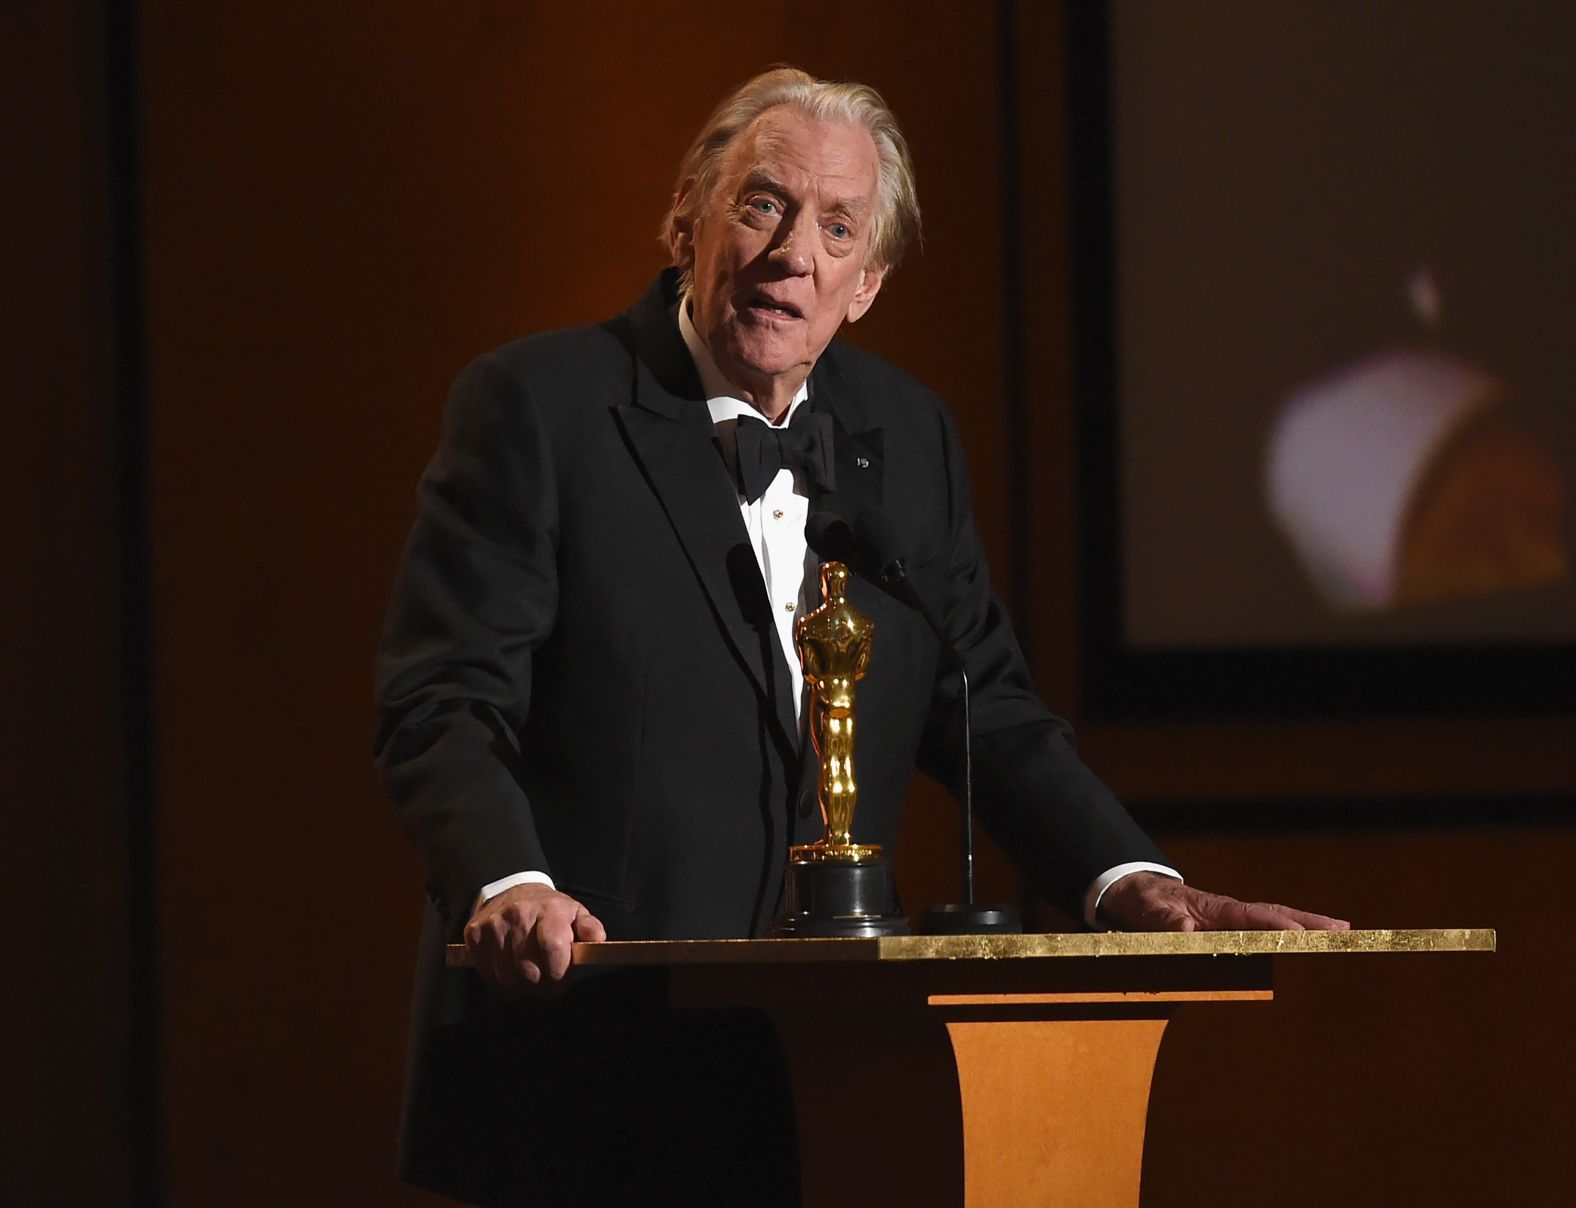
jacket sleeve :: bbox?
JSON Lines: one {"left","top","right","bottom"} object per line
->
{"left": 374, "top": 350, "right": 558, "bottom": 935}
{"left": 912, "top": 404, "right": 1169, "bottom": 918}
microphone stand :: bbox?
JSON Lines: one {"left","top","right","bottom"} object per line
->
{"left": 916, "top": 653, "right": 1020, "bottom": 935}
{"left": 843, "top": 511, "right": 1021, "bottom": 936}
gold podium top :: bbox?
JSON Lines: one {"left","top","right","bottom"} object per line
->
{"left": 445, "top": 928, "right": 1494, "bottom": 968}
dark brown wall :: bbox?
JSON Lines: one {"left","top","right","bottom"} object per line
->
{"left": 12, "top": 2, "right": 1572, "bottom": 1204}
{"left": 2, "top": 4, "right": 143, "bottom": 1203}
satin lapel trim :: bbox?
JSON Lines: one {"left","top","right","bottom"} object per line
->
{"left": 817, "top": 414, "right": 884, "bottom": 522}
{"left": 808, "top": 344, "right": 886, "bottom": 538}
{"left": 615, "top": 369, "right": 800, "bottom": 756}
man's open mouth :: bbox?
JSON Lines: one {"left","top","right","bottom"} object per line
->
{"left": 743, "top": 295, "right": 803, "bottom": 320}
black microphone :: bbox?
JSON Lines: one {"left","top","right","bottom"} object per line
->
{"left": 830, "top": 508, "right": 1021, "bottom": 935}
{"left": 853, "top": 507, "right": 907, "bottom": 584}
{"left": 805, "top": 511, "right": 859, "bottom": 565}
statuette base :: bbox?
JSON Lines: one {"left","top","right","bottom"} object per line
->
{"left": 787, "top": 839, "right": 882, "bottom": 863}
{"left": 770, "top": 856, "right": 910, "bottom": 938}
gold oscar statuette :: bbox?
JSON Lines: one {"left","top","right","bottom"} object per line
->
{"left": 794, "top": 560, "right": 878, "bottom": 860}
{"left": 770, "top": 560, "right": 909, "bottom": 937}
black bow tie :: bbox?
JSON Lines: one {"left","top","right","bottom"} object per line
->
{"left": 732, "top": 410, "right": 836, "bottom": 504}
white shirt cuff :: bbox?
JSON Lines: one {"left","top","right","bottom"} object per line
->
{"left": 472, "top": 870, "right": 556, "bottom": 916}
{"left": 1083, "top": 862, "right": 1183, "bottom": 930}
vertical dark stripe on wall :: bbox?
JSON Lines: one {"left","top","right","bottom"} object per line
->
{"left": 996, "top": 0, "right": 1031, "bottom": 654}
{"left": 1063, "top": 1, "right": 1121, "bottom": 710}
{"left": 105, "top": 2, "right": 159, "bottom": 1203}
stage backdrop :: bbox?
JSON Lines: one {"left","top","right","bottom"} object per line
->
{"left": 7, "top": 3, "right": 1573, "bottom": 1205}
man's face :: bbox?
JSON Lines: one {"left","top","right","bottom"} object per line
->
{"left": 674, "top": 107, "right": 886, "bottom": 415}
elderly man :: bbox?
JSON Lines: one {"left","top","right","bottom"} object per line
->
{"left": 376, "top": 66, "right": 1343, "bottom": 1205}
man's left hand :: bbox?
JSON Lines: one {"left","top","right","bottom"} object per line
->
{"left": 1098, "top": 871, "right": 1349, "bottom": 932}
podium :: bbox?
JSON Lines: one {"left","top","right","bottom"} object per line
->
{"left": 449, "top": 929, "right": 1492, "bottom": 1206}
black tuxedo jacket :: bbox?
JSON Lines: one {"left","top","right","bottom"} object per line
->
{"left": 374, "top": 271, "right": 1165, "bottom": 1200}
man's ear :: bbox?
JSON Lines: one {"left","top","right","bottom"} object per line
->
{"left": 844, "top": 264, "right": 886, "bottom": 323}
{"left": 669, "top": 179, "right": 697, "bottom": 269}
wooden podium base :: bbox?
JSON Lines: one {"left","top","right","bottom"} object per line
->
{"left": 450, "top": 930, "right": 1493, "bottom": 1206}
{"left": 664, "top": 948, "right": 1270, "bottom": 1207}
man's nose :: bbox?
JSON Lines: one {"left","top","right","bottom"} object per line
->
{"left": 769, "top": 216, "right": 815, "bottom": 275}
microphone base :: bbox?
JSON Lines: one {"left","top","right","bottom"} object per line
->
{"left": 918, "top": 903, "right": 1023, "bottom": 935}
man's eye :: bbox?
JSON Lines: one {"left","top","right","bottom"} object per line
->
{"left": 748, "top": 198, "right": 779, "bottom": 215}
{"left": 827, "top": 222, "right": 851, "bottom": 239}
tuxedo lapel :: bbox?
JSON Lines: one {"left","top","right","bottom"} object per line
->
{"left": 807, "top": 344, "right": 886, "bottom": 568}
{"left": 609, "top": 276, "right": 800, "bottom": 757}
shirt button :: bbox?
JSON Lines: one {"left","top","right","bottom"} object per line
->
{"left": 783, "top": 601, "right": 795, "bottom": 612}
{"left": 772, "top": 509, "right": 784, "bottom": 520}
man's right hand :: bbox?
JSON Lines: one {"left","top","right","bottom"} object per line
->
{"left": 463, "top": 882, "right": 607, "bottom": 989}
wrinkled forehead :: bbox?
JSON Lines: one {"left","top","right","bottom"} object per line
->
{"left": 720, "top": 106, "right": 881, "bottom": 207}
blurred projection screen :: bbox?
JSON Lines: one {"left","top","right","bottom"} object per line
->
{"left": 1071, "top": 0, "right": 1575, "bottom": 714}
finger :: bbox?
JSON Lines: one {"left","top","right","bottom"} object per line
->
{"left": 1266, "top": 904, "right": 1350, "bottom": 932}
{"left": 572, "top": 908, "right": 607, "bottom": 943}
{"left": 501, "top": 918, "right": 546, "bottom": 985}
{"left": 1132, "top": 904, "right": 1194, "bottom": 932}
{"left": 1238, "top": 901, "right": 1305, "bottom": 931}
{"left": 507, "top": 935, "right": 543, "bottom": 986}
{"left": 536, "top": 917, "right": 576, "bottom": 981}
{"left": 478, "top": 932, "right": 524, "bottom": 989}
{"left": 464, "top": 919, "right": 507, "bottom": 983}
{"left": 463, "top": 910, "right": 502, "bottom": 951}
{"left": 490, "top": 952, "right": 527, "bottom": 989}
{"left": 497, "top": 898, "right": 546, "bottom": 935}
{"left": 1186, "top": 894, "right": 1264, "bottom": 930}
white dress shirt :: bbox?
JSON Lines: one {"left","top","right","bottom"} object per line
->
{"left": 478, "top": 300, "right": 1180, "bottom": 925}
{"left": 679, "top": 300, "right": 815, "bottom": 719}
